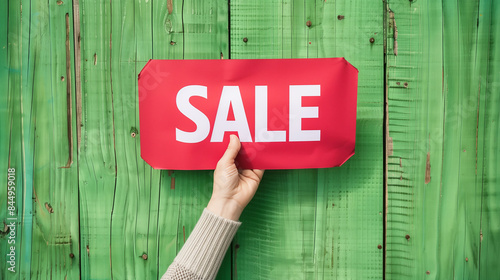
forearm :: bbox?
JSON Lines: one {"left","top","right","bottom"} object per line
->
{"left": 161, "top": 208, "right": 240, "bottom": 280}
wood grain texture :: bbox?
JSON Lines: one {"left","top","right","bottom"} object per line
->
{"left": 78, "top": 0, "right": 117, "bottom": 278}
{"left": 29, "top": 1, "right": 80, "bottom": 279}
{"left": 0, "top": 0, "right": 80, "bottom": 279}
{"left": 385, "top": 0, "right": 500, "bottom": 279}
{"left": 230, "top": 0, "right": 384, "bottom": 279}
{"left": 0, "top": 1, "right": 28, "bottom": 278}
{"left": 479, "top": 2, "right": 500, "bottom": 279}
{"left": 1, "top": 0, "right": 499, "bottom": 279}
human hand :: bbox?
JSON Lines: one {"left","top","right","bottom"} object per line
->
{"left": 207, "top": 135, "right": 265, "bottom": 221}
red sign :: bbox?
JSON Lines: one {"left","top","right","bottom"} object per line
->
{"left": 138, "top": 58, "right": 358, "bottom": 170}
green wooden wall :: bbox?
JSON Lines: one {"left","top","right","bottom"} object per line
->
{"left": 0, "top": 0, "right": 498, "bottom": 279}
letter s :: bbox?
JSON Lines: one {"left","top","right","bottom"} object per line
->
{"left": 176, "top": 86, "right": 210, "bottom": 143}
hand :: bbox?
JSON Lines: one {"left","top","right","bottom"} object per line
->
{"left": 207, "top": 135, "right": 265, "bottom": 221}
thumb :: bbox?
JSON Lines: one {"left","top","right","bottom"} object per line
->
{"left": 218, "top": 135, "right": 241, "bottom": 166}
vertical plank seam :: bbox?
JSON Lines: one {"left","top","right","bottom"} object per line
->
{"left": 181, "top": 0, "right": 185, "bottom": 59}
{"left": 382, "top": 1, "right": 389, "bottom": 279}
{"left": 62, "top": 13, "right": 73, "bottom": 168}
{"left": 70, "top": 2, "right": 83, "bottom": 279}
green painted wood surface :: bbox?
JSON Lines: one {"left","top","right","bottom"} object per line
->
{"left": 385, "top": 0, "right": 500, "bottom": 279}
{"left": 0, "top": 0, "right": 499, "bottom": 279}
{"left": 1, "top": 0, "right": 79, "bottom": 279}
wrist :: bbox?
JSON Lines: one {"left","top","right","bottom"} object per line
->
{"left": 206, "top": 198, "right": 243, "bottom": 221}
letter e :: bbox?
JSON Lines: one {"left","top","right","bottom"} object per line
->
{"left": 289, "top": 85, "right": 321, "bottom": 141}
{"left": 255, "top": 86, "right": 286, "bottom": 142}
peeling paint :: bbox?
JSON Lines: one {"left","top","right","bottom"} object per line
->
{"left": 387, "top": 136, "right": 393, "bottom": 156}
{"left": 167, "top": 0, "right": 173, "bottom": 14}
{"left": 425, "top": 152, "right": 431, "bottom": 184}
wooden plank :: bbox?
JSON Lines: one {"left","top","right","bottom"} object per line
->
{"left": 0, "top": 1, "right": 26, "bottom": 278}
{"left": 78, "top": 0, "right": 117, "bottom": 278}
{"left": 1, "top": 0, "right": 36, "bottom": 278}
{"left": 0, "top": 2, "right": 11, "bottom": 277}
{"left": 19, "top": 0, "right": 36, "bottom": 277}
{"left": 385, "top": 1, "right": 446, "bottom": 278}
{"left": 479, "top": 1, "right": 500, "bottom": 279}
{"left": 28, "top": 1, "right": 80, "bottom": 279}
{"left": 230, "top": 0, "right": 384, "bottom": 279}
{"left": 317, "top": 0, "right": 384, "bottom": 278}
{"left": 1, "top": 0, "right": 79, "bottom": 279}
{"left": 385, "top": 0, "right": 499, "bottom": 279}
{"left": 106, "top": 1, "right": 162, "bottom": 279}
{"left": 133, "top": 1, "right": 165, "bottom": 279}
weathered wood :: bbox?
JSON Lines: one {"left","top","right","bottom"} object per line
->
{"left": 29, "top": 1, "right": 80, "bottom": 278}
{"left": 385, "top": 0, "right": 500, "bottom": 279}
{"left": 0, "top": 0, "right": 80, "bottom": 279}
{"left": 78, "top": 0, "right": 117, "bottom": 278}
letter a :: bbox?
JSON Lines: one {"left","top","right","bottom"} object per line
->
{"left": 211, "top": 86, "right": 252, "bottom": 142}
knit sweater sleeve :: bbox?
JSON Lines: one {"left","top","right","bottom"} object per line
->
{"left": 161, "top": 208, "right": 241, "bottom": 280}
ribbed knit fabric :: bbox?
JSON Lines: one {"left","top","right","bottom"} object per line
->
{"left": 161, "top": 208, "right": 241, "bottom": 280}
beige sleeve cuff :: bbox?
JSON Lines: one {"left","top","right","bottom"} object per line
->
{"left": 161, "top": 208, "right": 241, "bottom": 280}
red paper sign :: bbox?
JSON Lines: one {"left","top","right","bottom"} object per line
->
{"left": 138, "top": 58, "right": 358, "bottom": 170}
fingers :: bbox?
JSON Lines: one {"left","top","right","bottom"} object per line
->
{"left": 252, "top": 169, "right": 265, "bottom": 180}
{"left": 218, "top": 134, "right": 241, "bottom": 166}
{"left": 240, "top": 169, "right": 265, "bottom": 183}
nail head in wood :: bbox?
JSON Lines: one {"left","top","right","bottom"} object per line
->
{"left": 306, "top": 20, "right": 312, "bottom": 27}
{"left": 370, "top": 37, "right": 375, "bottom": 44}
